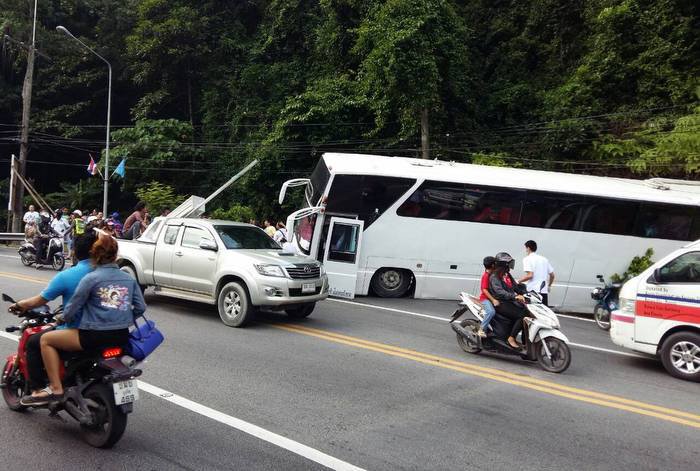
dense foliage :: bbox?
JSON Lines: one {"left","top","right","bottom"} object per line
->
{"left": 1, "top": 0, "right": 698, "bottom": 219}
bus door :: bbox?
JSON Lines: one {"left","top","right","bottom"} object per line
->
{"left": 322, "top": 217, "right": 364, "bottom": 299}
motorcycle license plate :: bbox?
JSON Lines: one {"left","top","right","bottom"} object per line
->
{"left": 113, "top": 380, "right": 139, "bottom": 405}
{"left": 302, "top": 283, "right": 316, "bottom": 294}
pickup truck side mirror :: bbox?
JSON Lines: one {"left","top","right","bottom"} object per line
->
{"left": 199, "top": 238, "right": 218, "bottom": 251}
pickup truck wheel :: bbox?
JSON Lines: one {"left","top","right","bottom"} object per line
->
{"left": 285, "top": 303, "right": 315, "bottom": 319}
{"left": 119, "top": 265, "right": 146, "bottom": 293}
{"left": 218, "top": 282, "right": 252, "bottom": 327}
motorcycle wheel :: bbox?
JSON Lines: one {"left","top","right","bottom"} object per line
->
{"left": 52, "top": 253, "right": 65, "bottom": 271}
{"left": 1, "top": 361, "right": 28, "bottom": 412}
{"left": 80, "top": 383, "right": 128, "bottom": 449}
{"left": 456, "top": 320, "right": 481, "bottom": 354}
{"left": 593, "top": 306, "right": 611, "bottom": 331}
{"left": 19, "top": 252, "right": 32, "bottom": 267}
{"left": 536, "top": 338, "right": 571, "bottom": 373}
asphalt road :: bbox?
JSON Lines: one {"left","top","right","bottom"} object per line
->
{"left": 0, "top": 248, "right": 698, "bottom": 470}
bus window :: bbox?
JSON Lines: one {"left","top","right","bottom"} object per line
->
{"left": 308, "top": 160, "right": 331, "bottom": 206}
{"left": 635, "top": 204, "right": 694, "bottom": 241}
{"left": 579, "top": 199, "right": 638, "bottom": 235}
{"left": 466, "top": 186, "right": 523, "bottom": 225}
{"left": 519, "top": 192, "right": 581, "bottom": 231}
{"left": 327, "top": 175, "right": 415, "bottom": 226}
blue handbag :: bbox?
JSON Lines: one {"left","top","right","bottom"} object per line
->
{"left": 127, "top": 315, "right": 164, "bottom": 361}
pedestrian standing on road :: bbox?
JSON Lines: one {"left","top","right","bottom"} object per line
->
{"left": 108, "top": 212, "right": 123, "bottom": 238}
{"left": 477, "top": 256, "right": 500, "bottom": 338}
{"left": 23, "top": 204, "right": 40, "bottom": 227}
{"left": 263, "top": 219, "right": 276, "bottom": 238}
{"left": 518, "top": 240, "right": 555, "bottom": 306}
{"left": 51, "top": 210, "right": 70, "bottom": 254}
{"left": 122, "top": 201, "right": 148, "bottom": 240}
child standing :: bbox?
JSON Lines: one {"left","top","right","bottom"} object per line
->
{"left": 478, "top": 256, "right": 500, "bottom": 337}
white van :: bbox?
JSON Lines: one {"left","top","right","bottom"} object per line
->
{"left": 610, "top": 239, "right": 700, "bottom": 381}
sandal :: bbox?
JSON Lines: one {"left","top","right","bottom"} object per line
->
{"left": 477, "top": 328, "right": 487, "bottom": 338}
{"left": 20, "top": 387, "right": 64, "bottom": 406}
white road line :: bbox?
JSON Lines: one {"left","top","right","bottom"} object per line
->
{"left": 328, "top": 298, "right": 645, "bottom": 359}
{"left": 0, "top": 331, "right": 365, "bottom": 471}
{"left": 0, "top": 254, "right": 19, "bottom": 259}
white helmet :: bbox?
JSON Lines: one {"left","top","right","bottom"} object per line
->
{"left": 72, "top": 209, "right": 83, "bottom": 217}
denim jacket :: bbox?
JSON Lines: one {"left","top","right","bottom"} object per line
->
{"left": 63, "top": 263, "right": 146, "bottom": 330}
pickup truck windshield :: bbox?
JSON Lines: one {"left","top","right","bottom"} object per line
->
{"left": 214, "top": 225, "right": 281, "bottom": 250}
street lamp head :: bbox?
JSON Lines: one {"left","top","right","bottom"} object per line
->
{"left": 56, "top": 26, "right": 71, "bottom": 36}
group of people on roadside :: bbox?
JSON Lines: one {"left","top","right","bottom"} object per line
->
{"left": 22, "top": 201, "right": 152, "bottom": 263}
{"left": 474, "top": 240, "right": 554, "bottom": 350}
{"left": 9, "top": 228, "right": 146, "bottom": 406}
{"left": 250, "top": 219, "right": 289, "bottom": 245}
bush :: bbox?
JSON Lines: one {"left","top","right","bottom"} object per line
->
{"left": 135, "top": 182, "right": 185, "bottom": 216}
{"left": 210, "top": 204, "right": 255, "bottom": 223}
{"left": 611, "top": 248, "right": 655, "bottom": 283}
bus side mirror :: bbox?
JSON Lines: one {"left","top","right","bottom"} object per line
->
{"left": 278, "top": 179, "right": 310, "bottom": 205}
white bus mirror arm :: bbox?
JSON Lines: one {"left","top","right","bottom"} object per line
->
{"left": 278, "top": 179, "right": 311, "bottom": 205}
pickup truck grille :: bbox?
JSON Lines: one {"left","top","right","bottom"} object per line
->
{"left": 286, "top": 264, "right": 321, "bottom": 279}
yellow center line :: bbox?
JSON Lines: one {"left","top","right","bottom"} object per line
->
{"left": 273, "top": 324, "right": 700, "bottom": 429}
{"left": 3, "top": 271, "right": 698, "bottom": 429}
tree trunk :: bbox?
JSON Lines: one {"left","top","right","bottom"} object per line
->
{"left": 420, "top": 108, "right": 430, "bottom": 159}
{"left": 11, "top": 45, "right": 36, "bottom": 232}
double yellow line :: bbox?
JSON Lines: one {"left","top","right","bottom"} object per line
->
{"left": 2, "top": 270, "right": 699, "bottom": 429}
{"left": 274, "top": 323, "right": 700, "bottom": 429}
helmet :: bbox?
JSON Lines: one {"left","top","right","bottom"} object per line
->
{"left": 494, "top": 252, "right": 515, "bottom": 270}
{"left": 72, "top": 210, "right": 82, "bottom": 217}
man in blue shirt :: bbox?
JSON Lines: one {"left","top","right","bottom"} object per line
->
{"left": 9, "top": 231, "right": 97, "bottom": 394}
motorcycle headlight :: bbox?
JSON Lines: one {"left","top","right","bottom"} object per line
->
{"left": 254, "top": 264, "right": 286, "bottom": 278}
{"left": 619, "top": 297, "right": 635, "bottom": 314}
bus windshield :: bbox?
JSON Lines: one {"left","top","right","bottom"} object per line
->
{"left": 307, "top": 160, "right": 330, "bottom": 206}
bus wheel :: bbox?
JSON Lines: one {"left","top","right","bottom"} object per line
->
{"left": 660, "top": 332, "right": 700, "bottom": 382}
{"left": 371, "top": 268, "right": 412, "bottom": 298}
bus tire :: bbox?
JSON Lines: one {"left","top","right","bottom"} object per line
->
{"left": 660, "top": 332, "right": 700, "bottom": 382}
{"left": 370, "top": 268, "right": 412, "bottom": 298}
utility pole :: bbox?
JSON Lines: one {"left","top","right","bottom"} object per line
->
{"left": 420, "top": 108, "right": 430, "bottom": 159}
{"left": 10, "top": 0, "right": 39, "bottom": 232}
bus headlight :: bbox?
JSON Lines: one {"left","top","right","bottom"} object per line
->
{"left": 619, "top": 297, "right": 635, "bottom": 313}
{"left": 254, "top": 264, "right": 286, "bottom": 278}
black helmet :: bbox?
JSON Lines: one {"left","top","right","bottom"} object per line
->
{"left": 495, "top": 252, "right": 515, "bottom": 270}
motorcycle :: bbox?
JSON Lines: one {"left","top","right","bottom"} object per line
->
{"left": 0, "top": 293, "right": 141, "bottom": 448}
{"left": 19, "top": 230, "right": 65, "bottom": 271}
{"left": 591, "top": 274, "right": 621, "bottom": 331}
{"left": 450, "top": 285, "right": 571, "bottom": 373}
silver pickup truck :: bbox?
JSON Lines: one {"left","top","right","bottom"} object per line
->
{"left": 116, "top": 217, "right": 328, "bottom": 327}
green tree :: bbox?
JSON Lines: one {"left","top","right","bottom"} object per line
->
{"left": 135, "top": 181, "right": 185, "bottom": 216}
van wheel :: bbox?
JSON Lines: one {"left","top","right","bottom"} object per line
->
{"left": 120, "top": 265, "right": 146, "bottom": 293}
{"left": 371, "top": 268, "right": 412, "bottom": 298}
{"left": 217, "top": 282, "right": 252, "bottom": 327}
{"left": 660, "top": 332, "right": 700, "bottom": 382}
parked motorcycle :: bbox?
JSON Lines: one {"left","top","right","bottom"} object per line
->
{"left": 0, "top": 293, "right": 141, "bottom": 448}
{"left": 450, "top": 285, "right": 571, "bottom": 373}
{"left": 591, "top": 275, "right": 621, "bottom": 331}
{"left": 19, "top": 231, "right": 65, "bottom": 271}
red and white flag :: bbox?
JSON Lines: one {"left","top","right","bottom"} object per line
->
{"left": 87, "top": 155, "right": 98, "bottom": 175}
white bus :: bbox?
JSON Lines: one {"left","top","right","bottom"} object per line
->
{"left": 279, "top": 153, "right": 700, "bottom": 311}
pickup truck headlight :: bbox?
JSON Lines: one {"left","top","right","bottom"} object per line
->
{"left": 619, "top": 297, "right": 635, "bottom": 314}
{"left": 254, "top": 264, "right": 286, "bottom": 278}
{"left": 319, "top": 264, "right": 326, "bottom": 276}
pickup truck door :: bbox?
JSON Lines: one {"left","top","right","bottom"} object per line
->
{"left": 153, "top": 224, "right": 182, "bottom": 287}
{"left": 170, "top": 225, "right": 218, "bottom": 295}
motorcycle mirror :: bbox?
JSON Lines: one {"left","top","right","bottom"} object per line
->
{"left": 596, "top": 274, "right": 604, "bottom": 281}
{"left": 2, "top": 293, "right": 16, "bottom": 303}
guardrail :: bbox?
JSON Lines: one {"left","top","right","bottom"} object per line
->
{"left": 0, "top": 233, "right": 25, "bottom": 242}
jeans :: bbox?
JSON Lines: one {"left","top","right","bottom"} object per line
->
{"left": 480, "top": 300, "right": 496, "bottom": 330}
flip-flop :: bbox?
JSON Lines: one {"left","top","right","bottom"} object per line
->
{"left": 20, "top": 387, "right": 63, "bottom": 407}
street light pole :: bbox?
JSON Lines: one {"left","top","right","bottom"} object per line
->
{"left": 56, "top": 25, "right": 112, "bottom": 215}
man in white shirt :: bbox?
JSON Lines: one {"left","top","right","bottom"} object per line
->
{"left": 518, "top": 240, "right": 555, "bottom": 306}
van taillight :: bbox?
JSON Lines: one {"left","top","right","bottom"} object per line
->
{"left": 102, "top": 347, "right": 123, "bottom": 358}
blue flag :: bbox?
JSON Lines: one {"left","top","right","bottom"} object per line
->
{"left": 113, "top": 159, "right": 126, "bottom": 178}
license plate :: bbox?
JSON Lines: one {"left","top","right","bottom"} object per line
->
{"left": 113, "top": 379, "right": 139, "bottom": 405}
{"left": 302, "top": 283, "right": 316, "bottom": 294}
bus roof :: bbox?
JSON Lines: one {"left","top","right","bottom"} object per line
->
{"left": 321, "top": 153, "right": 700, "bottom": 206}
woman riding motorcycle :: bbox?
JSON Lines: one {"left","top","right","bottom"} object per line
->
{"left": 488, "top": 252, "right": 530, "bottom": 350}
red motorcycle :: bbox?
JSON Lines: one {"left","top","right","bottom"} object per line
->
{"left": 0, "top": 293, "right": 142, "bottom": 448}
